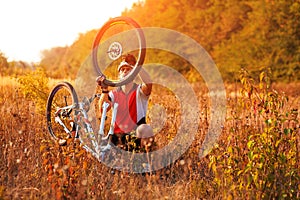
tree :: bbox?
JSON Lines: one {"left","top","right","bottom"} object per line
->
{"left": 0, "top": 51, "right": 9, "bottom": 75}
{"left": 213, "top": 0, "right": 300, "bottom": 82}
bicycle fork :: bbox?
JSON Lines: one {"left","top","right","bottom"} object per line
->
{"left": 97, "top": 102, "right": 118, "bottom": 160}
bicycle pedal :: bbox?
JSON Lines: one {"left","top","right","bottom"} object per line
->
{"left": 71, "top": 131, "right": 76, "bottom": 138}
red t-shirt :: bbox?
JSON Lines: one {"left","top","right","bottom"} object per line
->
{"left": 109, "top": 84, "right": 149, "bottom": 134}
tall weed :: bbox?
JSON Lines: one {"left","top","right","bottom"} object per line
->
{"left": 209, "top": 68, "right": 299, "bottom": 199}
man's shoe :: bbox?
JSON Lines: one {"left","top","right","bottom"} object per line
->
{"left": 58, "top": 139, "right": 67, "bottom": 146}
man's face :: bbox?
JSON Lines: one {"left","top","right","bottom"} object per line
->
{"left": 118, "top": 65, "right": 133, "bottom": 79}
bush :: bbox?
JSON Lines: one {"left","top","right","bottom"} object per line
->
{"left": 208, "top": 68, "right": 300, "bottom": 199}
{"left": 17, "top": 67, "right": 50, "bottom": 114}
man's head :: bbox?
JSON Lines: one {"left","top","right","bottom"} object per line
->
{"left": 118, "top": 54, "right": 137, "bottom": 79}
{"left": 117, "top": 54, "right": 136, "bottom": 72}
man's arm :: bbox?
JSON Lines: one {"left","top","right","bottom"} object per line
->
{"left": 138, "top": 68, "right": 152, "bottom": 96}
{"left": 98, "top": 90, "right": 111, "bottom": 113}
{"left": 96, "top": 76, "right": 112, "bottom": 115}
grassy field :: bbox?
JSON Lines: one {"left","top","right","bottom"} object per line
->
{"left": 0, "top": 74, "right": 299, "bottom": 199}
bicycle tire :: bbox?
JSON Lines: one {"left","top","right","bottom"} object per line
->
{"left": 46, "top": 82, "right": 79, "bottom": 141}
{"left": 92, "top": 16, "right": 146, "bottom": 87}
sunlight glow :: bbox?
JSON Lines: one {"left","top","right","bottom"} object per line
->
{"left": 0, "top": 0, "right": 140, "bottom": 62}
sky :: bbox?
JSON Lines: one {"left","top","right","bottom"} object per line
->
{"left": 0, "top": 0, "right": 139, "bottom": 63}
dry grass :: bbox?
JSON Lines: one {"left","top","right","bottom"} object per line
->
{"left": 0, "top": 75, "right": 299, "bottom": 199}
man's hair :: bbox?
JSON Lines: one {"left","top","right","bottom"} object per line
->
{"left": 122, "top": 54, "right": 136, "bottom": 66}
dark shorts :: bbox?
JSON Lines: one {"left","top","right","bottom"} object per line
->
{"left": 110, "top": 119, "right": 148, "bottom": 151}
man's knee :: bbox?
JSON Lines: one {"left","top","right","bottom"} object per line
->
{"left": 136, "top": 124, "right": 154, "bottom": 150}
{"left": 136, "top": 124, "right": 153, "bottom": 138}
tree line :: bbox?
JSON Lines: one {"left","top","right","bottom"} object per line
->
{"left": 1, "top": 0, "right": 299, "bottom": 82}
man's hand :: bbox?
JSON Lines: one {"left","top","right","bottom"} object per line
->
{"left": 96, "top": 75, "right": 108, "bottom": 89}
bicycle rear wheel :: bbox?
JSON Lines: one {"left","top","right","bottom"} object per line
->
{"left": 92, "top": 16, "right": 146, "bottom": 87}
{"left": 46, "top": 82, "right": 79, "bottom": 142}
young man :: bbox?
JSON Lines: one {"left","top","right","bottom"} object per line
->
{"left": 96, "top": 54, "right": 154, "bottom": 151}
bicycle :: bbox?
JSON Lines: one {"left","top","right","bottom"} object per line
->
{"left": 46, "top": 16, "right": 146, "bottom": 161}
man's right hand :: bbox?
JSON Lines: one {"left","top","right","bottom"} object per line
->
{"left": 96, "top": 75, "right": 108, "bottom": 89}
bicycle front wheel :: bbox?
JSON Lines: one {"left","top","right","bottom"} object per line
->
{"left": 46, "top": 82, "right": 79, "bottom": 142}
{"left": 92, "top": 16, "right": 146, "bottom": 87}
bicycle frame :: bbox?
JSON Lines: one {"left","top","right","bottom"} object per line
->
{"left": 54, "top": 94, "right": 119, "bottom": 161}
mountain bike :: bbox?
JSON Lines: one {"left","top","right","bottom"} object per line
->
{"left": 46, "top": 16, "right": 146, "bottom": 160}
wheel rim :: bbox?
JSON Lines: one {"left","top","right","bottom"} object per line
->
{"left": 92, "top": 17, "right": 146, "bottom": 87}
{"left": 46, "top": 83, "right": 78, "bottom": 141}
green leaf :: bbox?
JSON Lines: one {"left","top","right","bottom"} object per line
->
{"left": 247, "top": 140, "right": 255, "bottom": 149}
{"left": 275, "top": 139, "right": 282, "bottom": 148}
{"left": 259, "top": 71, "right": 265, "bottom": 82}
{"left": 227, "top": 146, "right": 233, "bottom": 153}
{"left": 284, "top": 128, "right": 291, "bottom": 135}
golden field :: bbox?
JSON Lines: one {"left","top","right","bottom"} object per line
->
{"left": 0, "top": 74, "right": 299, "bottom": 199}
